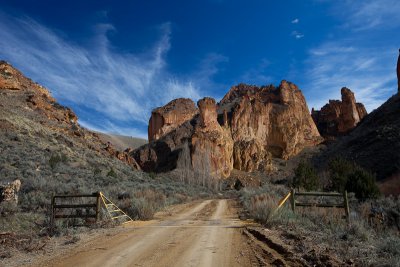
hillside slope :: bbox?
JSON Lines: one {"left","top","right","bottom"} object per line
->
{"left": 320, "top": 93, "right": 400, "bottom": 182}
{"left": 96, "top": 132, "right": 147, "bottom": 151}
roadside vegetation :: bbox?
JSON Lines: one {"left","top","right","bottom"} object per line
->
{"left": 241, "top": 158, "right": 400, "bottom": 266}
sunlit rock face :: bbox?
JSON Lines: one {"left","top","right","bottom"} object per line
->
{"left": 191, "top": 97, "right": 233, "bottom": 178}
{"left": 134, "top": 80, "right": 323, "bottom": 178}
{"left": 148, "top": 98, "right": 198, "bottom": 142}
{"left": 222, "top": 81, "right": 322, "bottom": 163}
{"left": 311, "top": 87, "right": 367, "bottom": 138}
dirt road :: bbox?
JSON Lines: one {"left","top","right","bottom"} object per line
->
{"left": 42, "top": 199, "right": 258, "bottom": 267}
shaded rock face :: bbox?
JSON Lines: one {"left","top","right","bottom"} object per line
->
{"left": 311, "top": 87, "right": 367, "bottom": 137}
{"left": 0, "top": 179, "right": 21, "bottom": 203}
{"left": 134, "top": 98, "right": 234, "bottom": 178}
{"left": 397, "top": 49, "right": 400, "bottom": 93}
{"left": 148, "top": 98, "right": 198, "bottom": 141}
{"left": 134, "top": 80, "right": 322, "bottom": 178}
{"left": 321, "top": 93, "right": 400, "bottom": 182}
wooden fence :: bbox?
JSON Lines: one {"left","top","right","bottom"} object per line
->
{"left": 289, "top": 189, "right": 350, "bottom": 221}
{"left": 51, "top": 192, "right": 101, "bottom": 226}
{"left": 275, "top": 189, "right": 350, "bottom": 221}
{"left": 50, "top": 192, "right": 133, "bottom": 226}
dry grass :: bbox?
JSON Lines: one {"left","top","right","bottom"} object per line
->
{"left": 241, "top": 183, "right": 400, "bottom": 266}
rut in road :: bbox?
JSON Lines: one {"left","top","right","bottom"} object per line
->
{"left": 44, "top": 199, "right": 258, "bottom": 267}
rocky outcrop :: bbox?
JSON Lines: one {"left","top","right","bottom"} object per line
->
{"left": 0, "top": 179, "right": 21, "bottom": 204}
{"left": 321, "top": 93, "right": 400, "bottom": 182}
{"left": 134, "top": 80, "right": 322, "bottom": 177}
{"left": 397, "top": 49, "right": 400, "bottom": 93}
{"left": 311, "top": 87, "right": 367, "bottom": 137}
{"left": 133, "top": 98, "right": 234, "bottom": 177}
{"left": 148, "top": 98, "right": 198, "bottom": 141}
{"left": 191, "top": 98, "right": 233, "bottom": 178}
{"left": 223, "top": 81, "right": 322, "bottom": 163}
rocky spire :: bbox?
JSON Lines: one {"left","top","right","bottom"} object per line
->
{"left": 397, "top": 49, "right": 400, "bottom": 93}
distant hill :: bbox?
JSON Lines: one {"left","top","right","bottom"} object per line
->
{"left": 96, "top": 132, "right": 147, "bottom": 151}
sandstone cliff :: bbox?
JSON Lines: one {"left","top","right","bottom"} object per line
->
{"left": 222, "top": 81, "right": 322, "bottom": 167}
{"left": 311, "top": 87, "right": 367, "bottom": 137}
{"left": 133, "top": 80, "right": 322, "bottom": 178}
{"left": 148, "top": 98, "right": 198, "bottom": 142}
{"left": 191, "top": 98, "right": 233, "bottom": 178}
{"left": 397, "top": 49, "right": 400, "bottom": 92}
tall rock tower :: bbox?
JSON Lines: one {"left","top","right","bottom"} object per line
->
{"left": 397, "top": 49, "right": 400, "bottom": 93}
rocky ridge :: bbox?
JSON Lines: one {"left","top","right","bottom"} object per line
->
{"left": 311, "top": 87, "right": 367, "bottom": 138}
{"left": 0, "top": 61, "right": 140, "bottom": 170}
{"left": 320, "top": 93, "right": 400, "bottom": 182}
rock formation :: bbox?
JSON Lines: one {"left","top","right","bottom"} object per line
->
{"left": 311, "top": 87, "right": 367, "bottom": 137}
{"left": 321, "top": 93, "right": 400, "bottom": 182}
{"left": 191, "top": 98, "right": 233, "bottom": 178}
{"left": 0, "top": 179, "right": 21, "bottom": 204}
{"left": 148, "top": 98, "right": 198, "bottom": 141}
{"left": 223, "top": 81, "right": 322, "bottom": 163}
{"left": 133, "top": 80, "right": 322, "bottom": 177}
{"left": 397, "top": 49, "right": 400, "bottom": 93}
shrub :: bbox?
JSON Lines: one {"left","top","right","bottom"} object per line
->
{"left": 328, "top": 158, "right": 380, "bottom": 200}
{"left": 293, "top": 161, "right": 319, "bottom": 191}
{"left": 49, "top": 153, "right": 68, "bottom": 170}
{"left": 346, "top": 168, "right": 380, "bottom": 200}
{"left": 106, "top": 168, "right": 117, "bottom": 178}
{"left": 128, "top": 189, "right": 166, "bottom": 220}
{"left": 328, "top": 157, "right": 354, "bottom": 192}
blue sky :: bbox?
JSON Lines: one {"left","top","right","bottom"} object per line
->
{"left": 0, "top": 0, "right": 399, "bottom": 139}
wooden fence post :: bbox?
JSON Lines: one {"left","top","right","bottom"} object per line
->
{"left": 51, "top": 195, "right": 55, "bottom": 227}
{"left": 290, "top": 188, "right": 296, "bottom": 212}
{"left": 344, "top": 190, "right": 350, "bottom": 222}
{"left": 96, "top": 192, "right": 101, "bottom": 221}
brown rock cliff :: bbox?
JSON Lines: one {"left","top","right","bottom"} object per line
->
{"left": 148, "top": 98, "right": 198, "bottom": 141}
{"left": 312, "top": 87, "right": 367, "bottom": 137}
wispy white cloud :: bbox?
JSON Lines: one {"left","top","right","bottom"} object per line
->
{"left": 291, "top": 18, "right": 299, "bottom": 24}
{"left": 303, "top": 1, "right": 400, "bottom": 113}
{"left": 0, "top": 12, "right": 222, "bottom": 137}
{"left": 332, "top": 0, "right": 400, "bottom": 31}
{"left": 291, "top": 31, "right": 304, "bottom": 39}
{"left": 303, "top": 42, "right": 397, "bottom": 112}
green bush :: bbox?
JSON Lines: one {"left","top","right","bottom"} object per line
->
{"left": 49, "top": 153, "right": 68, "bottom": 170}
{"left": 328, "top": 157, "right": 354, "bottom": 192}
{"left": 346, "top": 168, "right": 380, "bottom": 200}
{"left": 328, "top": 158, "right": 380, "bottom": 200}
{"left": 293, "top": 161, "right": 319, "bottom": 191}
{"left": 106, "top": 168, "right": 117, "bottom": 178}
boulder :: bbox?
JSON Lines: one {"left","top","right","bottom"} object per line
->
{"left": 0, "top": 179, "right": 21, "bottom": 204}
{"left": 148, "top": 98, "right": 198, "bottom": 141}
{"left": 311, "top": 87, "right": 367, "bottom": 137}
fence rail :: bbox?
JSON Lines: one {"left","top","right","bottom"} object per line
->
{"left": 288, "top": 189, "right": 350, "bottom": 222}
{"left": 50, "top": 192, "right": 133, "bottom": 227}
{"left": 51, "top": 192, "right": 101, "bottom": 226}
